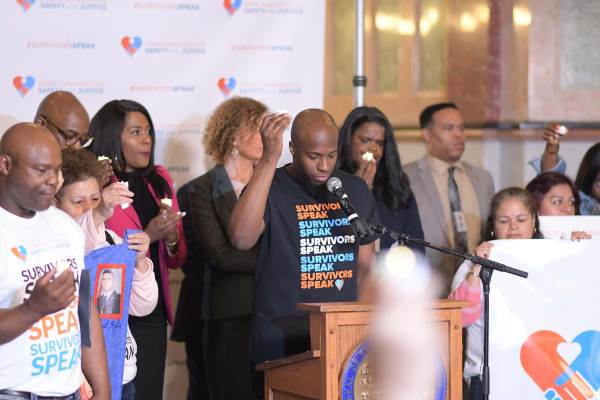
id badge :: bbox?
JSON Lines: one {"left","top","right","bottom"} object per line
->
{"left": 453, "top": 211, "right": 467, "bottom": 233}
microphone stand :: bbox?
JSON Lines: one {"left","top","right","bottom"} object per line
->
{"left": 370, "top": 224, "right": 528, "bottom": 400}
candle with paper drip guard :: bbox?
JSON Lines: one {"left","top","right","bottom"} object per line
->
{"left": 161, "top": 197, "right": 186, "bottom": 217}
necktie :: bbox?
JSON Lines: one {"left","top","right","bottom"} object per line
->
{"left": 448, "top": 166, "right": 468, "bottom": 255}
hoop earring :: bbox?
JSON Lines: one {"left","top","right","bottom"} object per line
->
{"left": 490, "top": 230, "right": 495, "bottom": 238}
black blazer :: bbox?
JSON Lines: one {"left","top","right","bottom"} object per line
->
{"left": 187, "top": 164, "right": 258, "bottom": 319}
{"left": 171, "top": 178, "right": 210, "bottom": 342}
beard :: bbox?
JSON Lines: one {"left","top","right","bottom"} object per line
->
{"left": 286, "top": 164, "right": 329, "bottom": 198}
{"left": 301, "top": 179, "right": 328, "bottom": 199}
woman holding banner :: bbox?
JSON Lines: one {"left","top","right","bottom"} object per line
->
{"left": 89, "top": 100, "right": 187, "bottom": 400}
{"left": 530, "top": 124, "right": 600, "bottom": 215}
{"left": 55, "top": 148, "right": 159, "bottom": 399}
{"left": 449, "top": 187, "right": 543, "bottom": 400}
{"left": 525, "top": 172, "right": 591, "bottom": 240}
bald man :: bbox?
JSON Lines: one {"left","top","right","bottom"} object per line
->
{"left": 229, "top": 109, "right": 379, "bottom": 367}
{"left": 34, "top": 91, "right": 91, "bottom": 149}
{"left": 34, "top": 91, "right": 112, "bottom": 187}
{"left": 0, "top": 123, "right": 109, "bottom": 399}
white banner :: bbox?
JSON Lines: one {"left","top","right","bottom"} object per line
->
{"left": 489, "top": 239, "right": 600, "bottom": 399}
{"left": 540, "top": 216, "right": 600, "bottom": 240}
{"left": 1, "top": 1, "right": 325, "bottom": 398}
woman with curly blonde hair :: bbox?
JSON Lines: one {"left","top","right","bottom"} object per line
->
{"left": 175, "top": 96, "right": 267, "bottom": 400}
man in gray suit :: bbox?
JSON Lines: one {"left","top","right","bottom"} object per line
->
{"left": 404, "top": 103, "right": 495, "bottom": 295}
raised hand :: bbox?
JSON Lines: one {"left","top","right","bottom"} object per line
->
{"left": 541, "top": 123, "right": 566, "bottom": 172}
{"left": 96, "top": 182, "right": 134, "bottom": 223}
{"left": 97, "top": 158, "right": 114, "bottom": 188}
{"left": 355, "top": 159, "right": 377, "bottom": 190}
{"left": 543, "top": 123, "right": 566, "bottom": 149}
{"left": 259, "top": 112, "right": 292, "bottom": 163}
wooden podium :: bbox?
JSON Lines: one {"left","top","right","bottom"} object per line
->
{"left": 257, "top": 300, "right": 465, "bottom": 400}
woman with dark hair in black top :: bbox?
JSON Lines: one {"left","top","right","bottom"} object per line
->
{"left": 337, "top": 106, "right": 424, "bottom": 251}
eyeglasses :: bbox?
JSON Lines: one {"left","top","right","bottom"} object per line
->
{"left": 41, "top": 115, "right": 93, "bottom": 148}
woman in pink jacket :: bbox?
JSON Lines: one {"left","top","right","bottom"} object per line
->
{"left": 88, "top": 100, "right": 187, "bottom": 400}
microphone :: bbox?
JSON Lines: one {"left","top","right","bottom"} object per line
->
{"left": 326, "top": 177, "right": 371, "bottom": 238}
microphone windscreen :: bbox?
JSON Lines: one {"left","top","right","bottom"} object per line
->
{"left": 326, "top": 177, "right": 342, "bottom": 193}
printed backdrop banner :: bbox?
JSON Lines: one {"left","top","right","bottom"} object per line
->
{"left": 0, "top": 0, "right": 325, "bottom": 185}
{"left": 488, "top": 239, "right": 600, "bottom": 399}
{"left": 0, "top": 2, "right": 325, "bottom": 398}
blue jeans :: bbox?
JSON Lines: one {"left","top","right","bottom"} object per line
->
{"left": 121, "top": 381, "right": 135, "bottom": 400}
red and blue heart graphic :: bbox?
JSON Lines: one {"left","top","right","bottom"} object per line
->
{"left": 521, "top": 330, "right": 600, "bottom": 399}
{"left": 13, "top": 76, "right": 35, "bottom": 96}
{"left": 16, "top": 0, "right": 36, "bottom": 12}
{"left": 11, "top": 245, "right": 27, "bottom": 261}
{"left": 224, "top": 0, "right": 241, "bottom": 16}
{"left": 121, "top": 36, "right": 143, "bottom": 56}
{"left": 217, "top": 77, "right": 236, "bottom": 96}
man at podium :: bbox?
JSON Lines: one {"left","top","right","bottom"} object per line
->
{"left": 229, "top": 109, "right": 379, "bottom": 366}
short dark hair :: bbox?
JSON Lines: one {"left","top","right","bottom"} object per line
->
{"left": 337, "top": 106, "right": 413, "bottom": 209}
{"left": 58, "top": 149, "right": 101, "bottom": 198}
{"left": 101, "top": 269, "right": 113, "bottom": 276}
{"left": 484, "top": 187, "right": 543, "bottom": 240}
{"left": 575, "top": 142, "right": 600, "bottom": 197}
{"left": 419, "top": 102, "right": 459, "bottom": 129}
{"left": 88, "top": 99, "right": 171, "bottom": 198}
{"left": 525, "top": 172, "right": 580, "bottom": 215}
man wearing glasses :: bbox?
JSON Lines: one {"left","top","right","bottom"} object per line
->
{"left": 404, "top": 102, "right": 495, "bottom": 295}
{"left": 34, "top": 91, "right": 112, "bottom": 186}
{"left": 34, "top": 91, "right": 93, "bottom": 149}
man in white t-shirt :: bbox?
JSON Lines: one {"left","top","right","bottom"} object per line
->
{"left": 0, "top": 123, "right": 109, "bottom": 399}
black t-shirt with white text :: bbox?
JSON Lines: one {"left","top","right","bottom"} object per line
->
{"left": 251, "top": 166, "right": 379, "bottom": 363}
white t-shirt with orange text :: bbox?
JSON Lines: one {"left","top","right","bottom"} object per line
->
{"left": 0, "top": 206, "right": 85, "bottom": 396}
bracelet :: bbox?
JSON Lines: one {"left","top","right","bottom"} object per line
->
{"left": 165, "top": 231, "right": 179, "bottom": 248}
